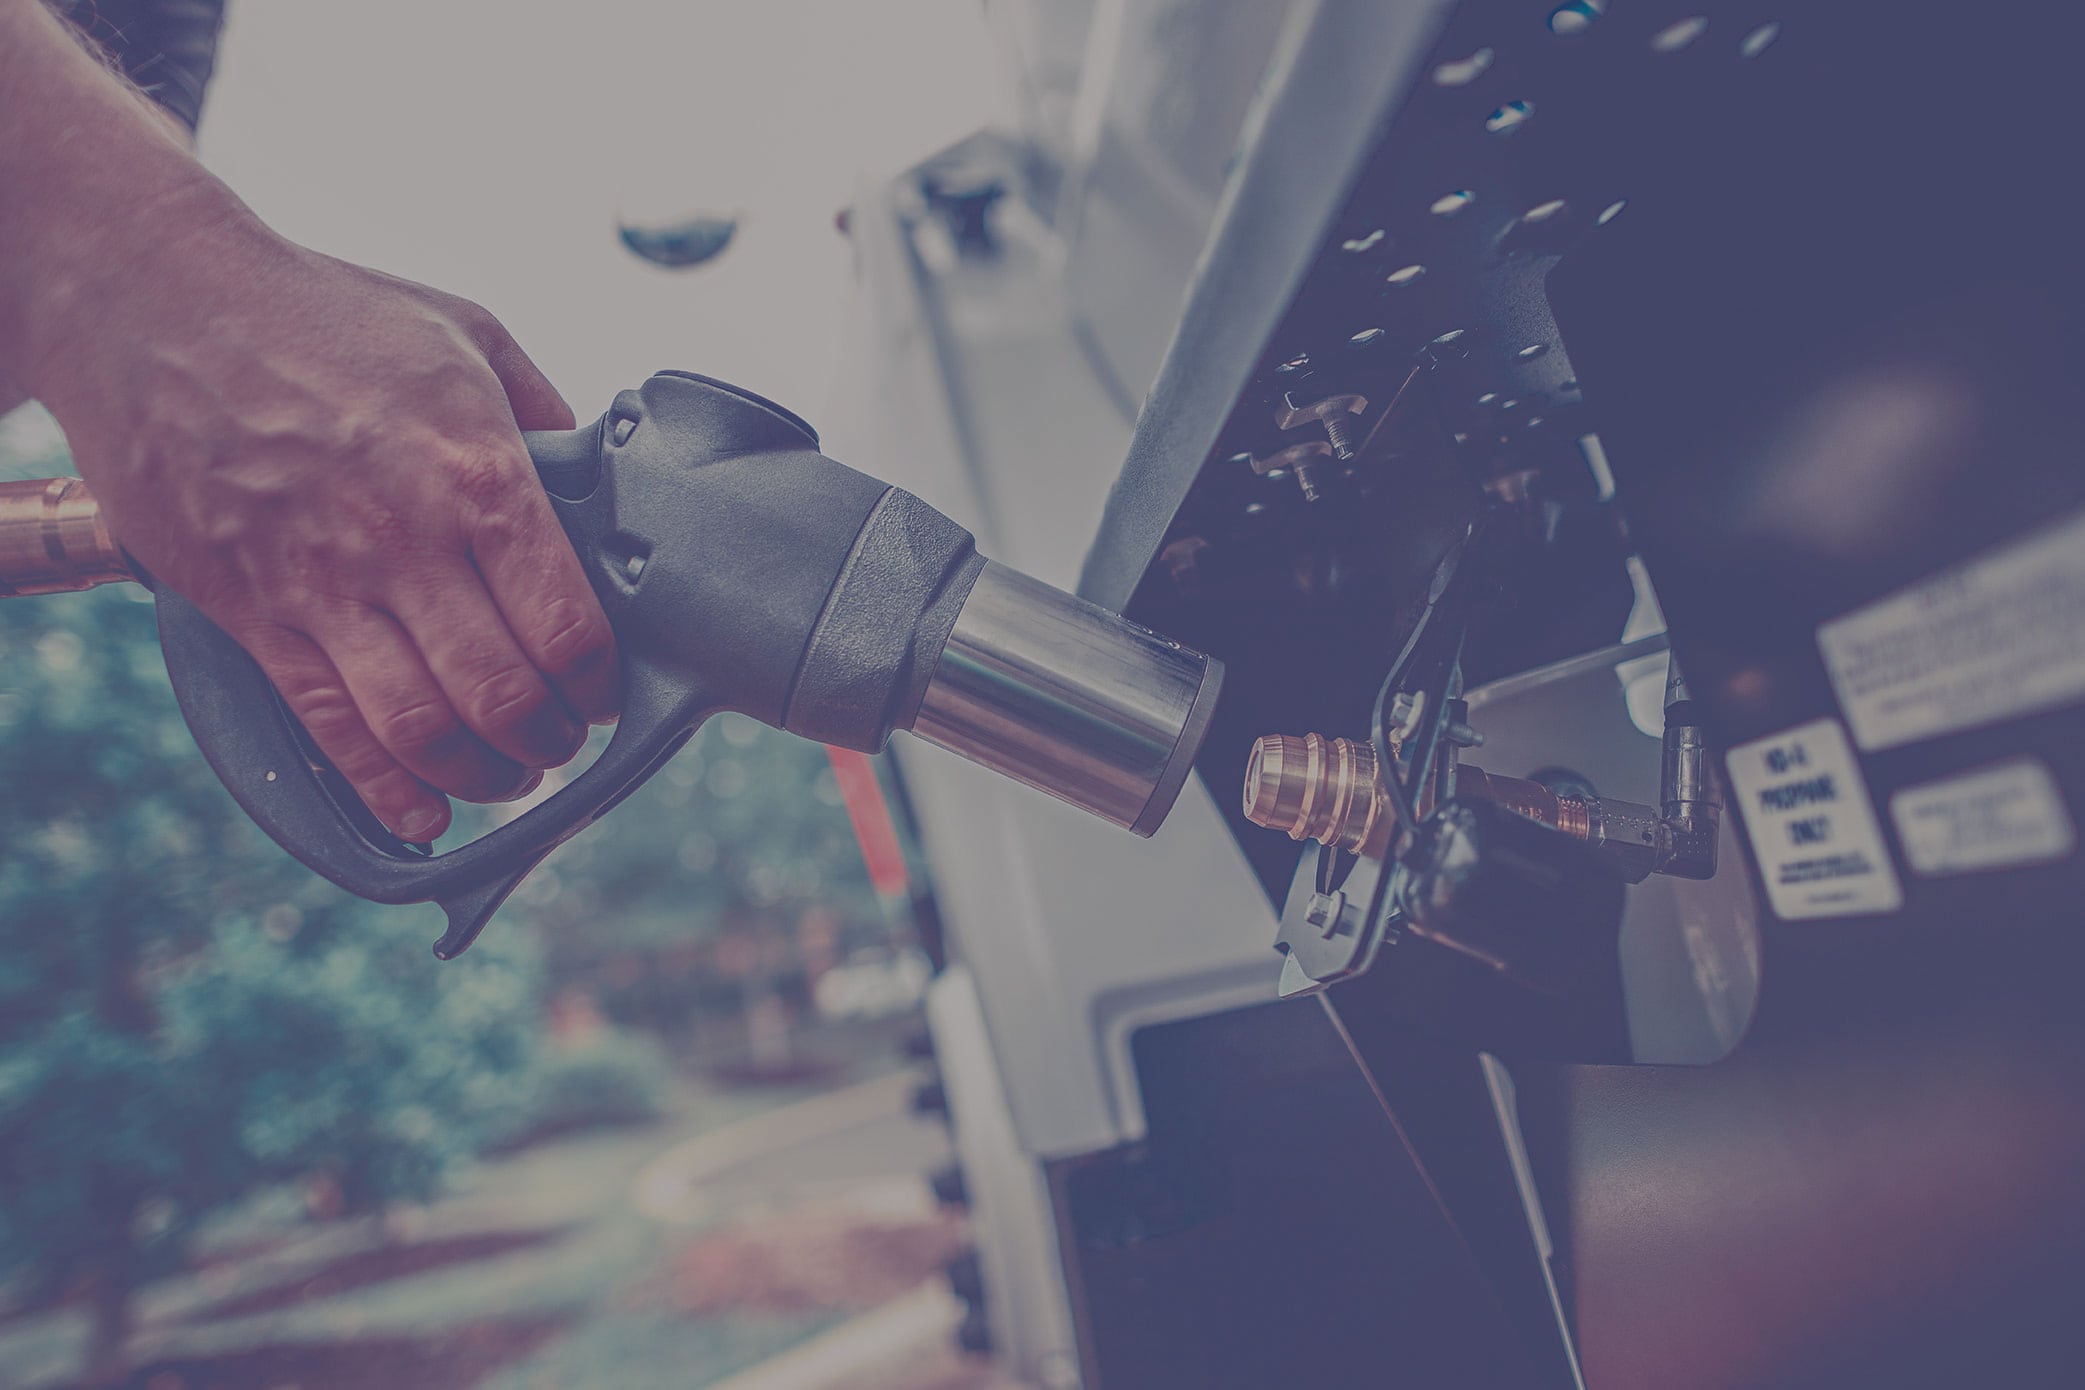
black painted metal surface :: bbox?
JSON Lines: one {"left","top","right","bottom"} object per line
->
{"left": 1080, "top": 0, "right": 2085, "bottom": 1384}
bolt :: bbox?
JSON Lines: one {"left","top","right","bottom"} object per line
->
{"left": 1322, "top": 412, "right": 1359, "bottom": 460}
{"left": 1253, "top": 439, "right": 1334, "bottom": 502}
{"left": 1274, "top": 393, "right": 1369, "bottom": 460}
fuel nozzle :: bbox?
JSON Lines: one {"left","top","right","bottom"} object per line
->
{"left": 7, "top": 371, "right": 1225, "bottom": 953}
{"left": 909, "top": 562, "right": 1221, "bottom": 836}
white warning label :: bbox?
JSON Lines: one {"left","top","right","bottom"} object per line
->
{"left": 1817, "top": 509, "right": 2085, "bottom": 752}
{"left": 1890, "top": 759, "right": 2076, "bottom": 878}
{"left": 1726, "top": 718, "right": 1903, "bottom": 920}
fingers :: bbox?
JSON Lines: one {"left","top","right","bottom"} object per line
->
{"left": 388, "top": 556, "right": 591, "bottom": 770}
{"left": 445, "top": 313, "right": 620, "bottom": 726}
{"left": 308, "top": 602, "right": 543, "bottom": 805}
{"left": 240, "top": 624, "right": 452, "bottom": 843}
{"left": 457, "top": 468, "right": 621, "bottom": 726}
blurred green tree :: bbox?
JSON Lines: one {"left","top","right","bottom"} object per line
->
{"left": 506, "top": 713, "right": 890, "bottom": 1039}
{"left": 0, "top": 433, "right": 541, "bottom": 1386}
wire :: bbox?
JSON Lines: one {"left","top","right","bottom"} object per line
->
{"left": 1369, "top": 527, "right": 1475, "bottom": 846}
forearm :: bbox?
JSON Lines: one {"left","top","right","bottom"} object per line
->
{"left": 0, "top": 0, "right": 242, "bottom": 394}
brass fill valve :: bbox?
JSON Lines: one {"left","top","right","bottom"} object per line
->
{"left": 1243, "top": 693, "right": 1718, "bottom": 885}
{"left": 1244, "top": 732, "right": 1584, "bottom": 857}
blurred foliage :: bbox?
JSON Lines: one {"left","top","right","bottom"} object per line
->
{"left": 500, "top": 1028, "right": 675, "bottom": 1146}
{"left": 496, "top": 715, "right": 889, "bottom": 1038}
{"left": 0, "top": 431, "right": 541, "bottom": 1354}
{"left": 509, "top": 714, "right": 880, "bottom": 948}
{"left": 0, "top": 419, "right": 899, "bottom": 1361}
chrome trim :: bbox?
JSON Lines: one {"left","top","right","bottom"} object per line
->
{"left": 911, "top": 562, "right": 1220, "bottom": 836}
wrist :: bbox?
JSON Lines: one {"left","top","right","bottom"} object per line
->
{"left": 0, "top": 0, "right": 255, "bottom": 395}
{"left": 17, "top": 169, "right": 259, "bottom": 399}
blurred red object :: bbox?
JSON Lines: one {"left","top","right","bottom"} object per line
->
{"left": 825, "top": 748, "right": 909, "bottom": 899}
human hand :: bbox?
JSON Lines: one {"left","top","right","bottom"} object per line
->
{"left": 22, "top": 191, "right": 619, "bottom": 843}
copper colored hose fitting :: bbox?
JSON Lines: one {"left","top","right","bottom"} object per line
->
{"left": 1457, "top": 765, "right": 1569, "bottom": 832}
{"left": 1245, "top": 730, "right": 1587, "bottom": 856}
{"left": 1243, "top": 733, "right": 1391, "bottom": 855}
{"left": 0, "top": 477, "right": 134, "bottom": 597}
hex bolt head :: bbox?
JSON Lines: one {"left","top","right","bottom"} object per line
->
{"left": 1272, "top": 393, "right": 1367, "bottom": 479}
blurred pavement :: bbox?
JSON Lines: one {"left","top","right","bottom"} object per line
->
{"left": 0, "top": 1068, "right": 1014, "bottom": 1390}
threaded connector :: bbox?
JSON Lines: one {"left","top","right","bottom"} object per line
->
{"left": 1243, "top": 733, "right": 1391, "bottom": 855}
{"left": 1245, "top": 730, "right": 1595, "bottom": 860}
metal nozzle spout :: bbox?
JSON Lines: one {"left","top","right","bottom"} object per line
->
{"left": 908, "top": 562, "right": 1223, "bottom": 837}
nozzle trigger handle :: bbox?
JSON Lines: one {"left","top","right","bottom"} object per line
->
{"left": 157, "top": 588, "right": 712, "bottom": 956}
{"left": 157, "top": 369, "right": 862, "bottom": 957}
{"left": 153, "top": 407, "right": 728, "bottom": 959}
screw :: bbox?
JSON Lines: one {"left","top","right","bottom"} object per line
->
{"left": 1253, "top": 440, "right": 1333, "bottom": 502}
{"left": 1265, "top": 394, "right": 1367, "bottom": 500}
{"left": 1274, "top": 393, "right": 1369, "bottom": 460}
{"left": 1322, "top": 413, "right": 1359, "bottom": 460}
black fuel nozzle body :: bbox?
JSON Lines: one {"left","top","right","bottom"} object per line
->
{"left": 156, "top": 372, "right": 1221, "bottom": 956}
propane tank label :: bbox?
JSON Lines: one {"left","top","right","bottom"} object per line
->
{"left": 1725, "top": 718, "right": 1904, "bottom": 920}
{"left": 1890, "top": 759, "right": 2076, "bottom": 878}
{"left": 1817, "top": 508, "right": 2085, "bottom": 751}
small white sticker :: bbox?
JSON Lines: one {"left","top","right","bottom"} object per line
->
{"left": 1817, "top": 509, "right": 2085, "bottom": 751}
{"left": 1890, "top": 759, "right": 2076, "bottom": 877}
{"left": 1725, "top": 718, "right": 1903, "bottom": 920}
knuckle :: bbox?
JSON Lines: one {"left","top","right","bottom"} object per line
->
{"left": 530, "top": 597, "right": 612, "bottom": 675}
{"left": 460, "top": 666, "right": 547, "bottom": 735}
{"left": 355, "top": 504, "right": 417, "bottom": 556}
{"left": 448, "top": 448, "right": 520, "bottom": 513}
{"left": 330, "top": 735, "right": 402, "bottom": 788}
{"left": 371, "top": 697, "right": 463, "bottom": 760}
{"left": 274, "top": 675, "right": 360, "bottom": 740}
